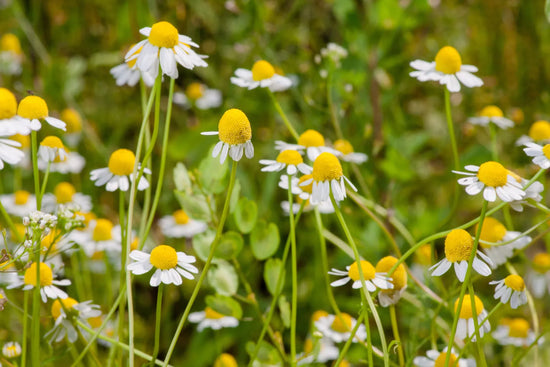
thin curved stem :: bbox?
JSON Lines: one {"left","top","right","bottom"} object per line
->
{"left": 287, "top": 175, "right": 298, "bottom": 366}
{"left": 390, "top": 305, "right": 404, "bottom": 366}
{"left": 267, "top": 90, "right": 299, "bottom": 141}
{"left": 333, "top": 309, "right": 365, "bottom": 366}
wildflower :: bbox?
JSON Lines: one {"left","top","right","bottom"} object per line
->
{"left": 173, "top": 82, "right": 222, "bottom": 110}
{"left": 38, "top": 136, "right": 67, "bottom": 163}
{"left": 493, "top": 318, "right": 542, "bottom": 347}
{"left": 7, "top": 262, "right": 70, "bottom": 302}
{"left": 260, "top": 149, "right": 312, "bottom": 175}
{"left": 455, "top": 294, "right": 490, "bottom": 341}
{"left": 230, "top": 60, "right": 292, "bottom": 92}
{"left": 60, "top": 108, "right": 83, "bottom": 146}
{"left": 0, "top": 88, "right": 32, "bottom": 135}
{"left": 201, "top": 108, "right": 254, "bottom": 164}
{"left": 42, "top": 182, "right": 92, "bottom": 213}
{"left": 328, "top": 260, "right": 393, "bottom": 291}
{"left": 158, "top": 209, "right": 207, "bottom": 238}
{"left": 111, "top": 44, "right": 155, "bottom": 87}
{"left": 375, "top": 256, "right": 407, "bottom": 307}
{"left": 527, "top": 253, "right": 550, "bottom": 298}
{"left": 0, "top": 190, "right": 36, "bottom": 217}
{"left": 333, "top": 139, "right": 367, "bottom": 164}
{"left": 413, "top": 348, "right": 469, "bottom": 367}
{"left": 80, "top": 219, "right": 122, "bottom": 256}
{"left": 516, "top": 120, "right": 550, "bottom": 146}
{"left": 214, "top": 353, "right": 238, "bottom": 367}
{"left": 39, "top": 150, "right": 85, "bottom": 174}
{"left": 477, "top": 217, "right": 530, "bottom": 267}
{"left": 0, "top": 33, "right": 23, "bottom": 75}
{"left": 188, "top": 307, "right": 239, "bottom": 331}
{"left": 45, "top": 297, "right": 101, "bottom": 343}
{"left": 90, "top": 148, "right": 150, "bottom": 191}
{"left": 297, "top": 337, "right": 339, "bottom": 365}
{"left": 17, "top": 95, "right": 66, "bottom": 131}
{"left": 9, "top": 133, "right": 30, "bottom": 168}
{"left": 2, "top": 341, "right": 21, "bottom": 358}
{"left": 409, "top": 46, "right": 483, "bottom": 92}
{"left": 127, "top": 244, "right": 198, "bottom": 286}
{"left": 505, "top": 170, "right": 543, "bottom": 212}
{"left": 314, "top": 313, "right": 366, "bottom": 343}
{"left": 489, "top": 274, "right": 528, "bottom": 309}
{"left": 430, "top": 228, "right": 493, "bottom": 282}
{"left": 523, "top": 141, "right": 550, "bottom": 169}
{"left": 468, "top": 105, "right": 514, "bottom": 129}
{"left": 276, "top": 129, "right": 340, "bottom": 161}
{"left": 125, "top": 21, "right": 207, "bottom": 80}
{"left": 454, "top": 161, "right": 525, "bottom": 202}
{"left": 319, "top": 43, "right": 348, "bottom": 66}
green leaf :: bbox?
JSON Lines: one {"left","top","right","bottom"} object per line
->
{"left": 263, "top": 258, "right": 285, "bottom": 296}
{"left": 250, "top": 221, "right": 280, "bottom": 260}
{"left": 192, "top": 230, "right": 216, "bottom": 262}
{"left": 206, "top": 294, "right": 242, "bottom": 319}
{"left": 245, "top": 341, "right": 282, "bottom": 366}
{"left": 207, "top": 260, "right": 239, "bottom": 296}
{"left": 174, "top": 191, "right": 212, "bottom": 222}
{"left": 234, "top": 197, "right": 258, "bottom": 234}
{"left": 173, "top": 162, "right": 192, "bottom": 194}
{"left": 215, "top": 231, "right": 244, "bottom": 260}
{"left": 198, "top": 147, "right": 228, "bottom": 194}
{"left": 278, "top": 295, "right": 291, "bottom": 328}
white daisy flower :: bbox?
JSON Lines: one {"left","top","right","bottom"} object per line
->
{"left": 523, "top": 141, "right": 550, "bottom": 169}
{"left": 526, "top": 253, "right": 550, "bottom": 298}
{"left": 60, "top": 108, "right": 83, "bottom": 147}
{"left": 173, "top": 82, "right": 222, "bottom": 110}
{"left": 0, "top": 132, "right": 25, "bottom": 170}
{"left": 230, "top": 60, "right": 292, "bottom": 92}
{"left": 333, "top": 139, "right": 368, "bottom": 164}
{"left": 468, "top": 105, "right": 514, "bottom": 130}
{"left": 278, "top": 173, "right": 335, "bottom": 214}
{"left": 16, "top": 95, "right": 66, "bottom": 131}
{"left": 90, "top": 148, "right": 150, "bottom": 192}
{"left": 275, "top": 129, "right": 341, "bottom": 161}
{"left": 489, "top": 274, "right": 528, "bottom": 309}
{"left": 260, "top": 149, "right": 312, "bottom": 175}
{"left": 455, "top": 294, "right": 490, "bottom": 341}
{"left": 477, "top": 217, "right": 530, "bottom": 267}
{"left": 6, "top": 262, "right": 70, "bottom": 302}
{"left": 38, "top": 136, "right": 68, "bottom": 163}
{"left": 127, "top": 244, "right": 198, "bottom": 287}
{"left": 454, "top": 161, "right": 525, "bottom": 202}
{"left": 297, "top": 337, "right": 339, "bottom": 365}
{"left": 38, "top": 150, "right": 85, "bottom": 174}
{"left": 201, "top": 108, "right": 254, "bottom": 164}
{"left": 493, "top": 318, "right": 542, "bottom": 347}
{"left": 0, "top": 88, "right": 32, "bottom": 135}
{"left": 158, "top": 209, "right": 208, "bottom": 238}
{"left": 9, "top": 133, "right": 30, "bottom": 169}
{"left": 314, "top": 313, "right": 366, "bottom": 343}
{"left": 328, "top": 260, "right": 393, "bottom": 292}
{"left": 79, "top": 219, "right": 121, "bottom": 257}
{"left": 375, "top": 256, "right": 407, "bottom": 307}
{"left": 0, "top": 190, "right": 36, "bottom": 217}
{"left": 430, "top": 228, "right": 493, "bottom": 282}
{"left": 505, "top": 171, "right": 544, "bottom": 212}
{"left": 188, "top": 307, "right": 239, "bottom": 331}
{"left": 0, "top": 33, "right": 23, "bottom": 75}
{"left": 45, "top": 297, "right": 102, "bottom": 343}
{"left": 125, "top": 21, "right": 207, "bottom": 80}
{"left": 2, "top": 341, "right": 21, "bottom": 358}
{"left": 409, "top": 46, "right": 483, "bottom": 92}
{"left": 111, "top": 44, "right": 155, "bottom": 87}
{"left": 41, "top": 182, "right": 92, "bottom": 213}
{"left": 413, "top": 347, "right": 469, "bottom": 367}
{"left": 515, "top": 120, "right": 550, "bottom": 146}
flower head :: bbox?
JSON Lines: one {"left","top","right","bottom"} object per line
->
{"left": 2, "top": 341, "right": 21, "bottom": 358}
{"left": 328, "top": 260, "right": 393, "bottom": 291}
{"left": 158, "top": 209, "right": 208, "bottom": 238}
{"left": 468, "top": 105, "right": 514, "bottom": 130}
{"left": 314, "top": 313, "right": 366, "bottom": 343}
{"left": 0, "top": 33, "right": 23, "bottom": 75}
{"left": 17, "top": 95, "right": 66, "bottom": 131}
{"left": 0, "top": 88, "right": 32, "bottom": 135}
{"left": 0, "top": 190, "right": 36, "bottom": 218}
{"left": 90, "top": 148, "right": 150, "bottom": 192}
{"left": 516, "top": 120, "right": 550, "bottom": 146}
{"left": 173, "top": 82, "right": 222, "bottom": 110}
{"left": 413, "top": 347, "right": 469, "bottom": 367}
{"left": 260, "top": 149, "right": 312, "bottom": 175}
{"left": 455, "top": 294, "right": 490, "bottom": 341}
{"left": 333, "top": 139, "right": 367, "bottom": 164}
{"left": 188, "top": 307, "right": 239, "bottom": 331}
{"left": 7, "top": 261, "right": 70, "bottom": 302}
{"left": 527, "top": 253, "right": 550, "bottom": 298}
{"left": 477, "top": 217, "right": 530, "bottom": 266}
{"left": 375, "top": 256, "right": 407, "bottom": 307}
{"left": 214, "top": 353, "right": 238, "bottom": 367}
{"left": 38, "top": 136, "right": 67, "bottom": 163}
{"left": 493, "top": 318, "right": 541, "bottom": 347}
{"left": 46, "top": 297, "right": 101, "bottom": 343}
{"left": 523, "top": 141, "right": 550, "bottom": 169}
{"left": 231, "top": 60, "right": 292, "bottom": 92}
{"left": 489, "top": 274, "right": 527, "bottom": 309}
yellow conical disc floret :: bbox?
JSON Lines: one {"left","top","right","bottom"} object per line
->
{"left": 108, "top": 149, "right": 135, "bottom": 176}
{"left": 205, "top": 306, "right": 225, "bottom": 319}
{"left": 149, "top": 245, "right": 178, "bottom": 270}
{"left": 477, "top": 161, "right": 508, "bottom": 187}
{"left": 0, "top": 88, "right": 17, "bottom": 119}
{"left": 93, "top": 219, "right": 113, "bottom": 241}
{"left": 14, "top": 190, "right": 30, "bottom": 205}
{"left": 214, "top": 353, "right": 238, "bottom": 367}
{"left": 186, "top": 82, "right": 204, "bottom": 100}
{"left": 434, "top": 352, "right": 458, "bottom": 367}
{"left": 276, "top": 150, "right": 303, "bottom": 165}
{"left": 334, "top": 139, "right": 354, "bottom": 155}
{"left": 331, "top": 313, "right": 352, "bottom": 332}
{"left": 40, "top": 136, "right": 64, "bottom": 149}
{"left": 312, "top": 153, "right": 343, "bottom": 182}
{"left": 298, "top": 129, "right": 325, "bottom": 147}
{"left": 444, "top": 229, "right": 473, "bottom": 262}
{"left": 51, "top": 297, "right": 78, "bottom": 319}
{"left": 11, "top": 134, "right": 30, "bottom": 149}
{"left": 218, "top": 109, "right": 252, "bottom": 145}
{"left": 479, "top": 105, "right": 504, "bottom": 118}
{"left": 508, "top": 318, "right": 529, "bottom": 338}
{"left": 504, "top": 274, "right": 525, "bottom": 291}
{"left": 17, "top": 96, "right": 48, "bottom": 120}
{"left": 435, "top": 46, "right": 462, "bottom": 74}
{"left": 528, "top": 121, "right": 550, "bottom": 141}
{"left": 415, "top": 244, "right": 432, "bottom": 266}
{"left": 542, "top": 144, "right": 550, "bottom": 160}
{"left": 376, "top": 256, "right": 407, "bottom": 290}
{"left": 455, "top": 294, "right": 484, "bottom": 319}
{"left": 311, "top": 310, "right": 329, "bottom": 322}
{"left": 23, "top": 262, "right": 53, "bottom": 286}
{"left": 477, "top": 217, "right": 507, "bottom": 245}
{"left": 251, "top": 60, "right": 275, "bottom": 81}
{"left": 41, "top": 229, "right": 60, "bottom": 253}
{"left": 54, "top": 182, "right": 76, "bottom": 203}
{"left": 1, "top": 33, "right": 22, "bottom": 54}
{"left": 347, "top": 260, "right": 376, "bottom": 281}
{"left": 60, "top": 108, "right": 82, "bottom": 133}
{"left": 148, "top": 21, "right": 179, "bottom": 48}
{"left": 298, "top": 174, "right": 313, "bottom": 193}
{"left": 173, "top": 209, "right": 190, "bottom": 224}
{"left": 532, "top": 253, "right": 550, "bottom": 274}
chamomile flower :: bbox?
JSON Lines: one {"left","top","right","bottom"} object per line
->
{"left": 127, "top": 244, "right": 198, "bottom": 287}
{"left": 276, "top": 129, "right": 339, "bottom": 161}
{"left": 2, "top": 341, "right": 21, "bottom": 358}
{"left": 173, "top": 82, "right": 222, "bottom": 110}
{"left": 16, "top": 95, "right": 66, "bottom": 131}
{"left": 523, "top": 141, "right": 550, "bottom": 169}
{"left": 455, "top": 294, "right": 490, "bottom": 341}
{"left": 526, "top": 253, "right": 550, "bottom": 298}
{"left": 430, "top": 228, "right": 493, "bottom": 282}
{"left": 125, "top": 21, "right": 207, "bottom": 80}
{"left": 278, "top": 174, "right": 335, "bottom": 214}
{"left": 297, "top": 337, "right": 339, "bottom": 365}
{"left": 201, "top": 108, "right": 254, "bottom": 164}
{"left": 302, "top": 152, "right": 357, "bottom": 204}
{"left": 38, "top": 136, "right": 67, "bottom": 163}
{"left": 90, "top": 148, "right": 150, "bottom": 192}
{"left": 60, "top": 108, "right": 83, "bottom": 146}
{"left": 413, "top": 348, "right": 469, "bottom": 367}
{"left": 0, "top": 190, "right": 36, "bottom": 217}
{"left": 468, "top": 105, "right": 514, "bottom": 129}
{"left": 477, "top": 217, "right": 530, "bottom": 267}
{"left": 329, "top": 260, "right": 393, "bottom": 291}
{"left": 0, "top": 33, "right": 23, "bottom": 75}
{"left": 504, "top": 170, "right": 544, "bottom": 212}
{"left": 45, "top": 297, "right": 101, "bottom": 343}
{"left": 489, "top": 274, "right": 528, "bottom": 309}
{"left": 214, "top": 353, "right": 238, "bottom": 367}
{"left": 0, "top": 136, "right": 25, "bottom": 170}
{"left": 0, "top": 88, "right": 32, "bottom": 135}
{"left": 375, "top": 256, "right": 407, "bottom": 307}
{"left": 260, "top": 149, "right": 312, "bottom": 175}
{"left": 516, "top": 120, "right": 550, "bottom": 146}
{"left": 111, "top": 44, "right": 155, "bottom": 87}
{"left": 333, "top": 139, "right": 368, "bottom": 164}
{"left": 314, "top": 313, "right": 366, "bottom": 343}
{"left": 80, "top": 219, "right": 121, "bottom": 256}
{"left": 7, "top": 262, "right": 70, "bottom": 302}
{"left": 409, "top": 46, "right": 483, "bottom": 92}
{"left": 230, "top": 60, "right": 292, "bottom": 92}
{"left": 188, "top": 307, "right": 239, "bottom": 331}
{"left": 454, "top": 161, "right": 525, "bottom": 202}
{"left": 39, "top": 150, "right": 86, "bottom": 174}
{"left": 42, "top": 182, "right": 92, "bottom": 213}
{"left": 492, "top": 318, "right": 541, "bottom": 347}
{"left": 9, "top": 133, "right": 30, "bottom": 168}
{"left": 158, "top": 209, "right": 207, "bottom": 238}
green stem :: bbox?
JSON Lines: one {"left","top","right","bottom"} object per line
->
{"left": 444, "top": 88, "right": 460, "bottom": 171}
{"left": 389, "top": 305, "right": 404, "bottom": 366}
{"left": 21, "top": 291, "right": 29, "bottom": 367}
{"left": 327, "top": 69, "right": 343, "bottom": 139}
{"left": 31, "top": 233, "right": 41, "bottom": 367}
{"left": 39, "top": 161, "right": 51, "bottom": 200}
{"left": 468, "top": 284, "right": 487, "bottom": 367}
{"left": 457, "top": 302, "right": 502, "bottom": 360}
{"left": 150, "top": 284, "right": 164, "bottom": 366}
{"left": 115, "top": 189, "right": 128, "bottom": 365}
{"left": 489, "top": 123, "right": 498, "bottom": 161}
{"left": 267, "top": 90, "right": 299, "bottom": 141}
{"left": 31, "top": 131, "right": 41, "bottom": 210}
{"left": 333, "top": 310, "right": 365, "bottom": 367}
{"left": 287, "top": 175, "right": 298, "bottom": 366}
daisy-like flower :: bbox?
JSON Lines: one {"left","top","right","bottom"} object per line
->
{"left": 413, "top": 347, "right": 469, "bottom": 367}
{"left": 230, "top": 60, "right": 292, "bottom": 92}
{"left": 489, "top": 274, "right": 528, "bottom": 309}
{"left": 504, "top": 170, "right": 544, "bottom": 212}
{"left": 125, "top": 21, "right": 207, "bottom": 80}
{"left": 201, "top": 108, "right": 254, "bottom": 164}
{"left": 297, "top": 337, "right": 339, "bottom": 365}
{"left": 276, "top": 129, "right": 339, "bottom": 161}
{"left": 260, "top": 149, "right": 312, "bottom": 175}
{"left": 60, "top": 108, "right": 83, "bottom": 147}
{"left": 409, "top": 45, "right": 483, "bottom": 92}
{"left": 16, "top": 95, "right": 66, "bottom": 131}
{"left": 430, "top": 228, "right": 493, "bottom": 282}
{"left": 279, "top": 174, "right": 335, "bottom": 214}
{"left": 45, "top": 297, "right": 102, "bottom": 343}
{"left": 454, "top": 161, "right": 525, "bottom": 202}
{"left": 477, "top": 217, "right": 530, "bottom": 267}
{"left": 127, "top": 244, "right": 198, "bottom": 287}
{"left": 39, "top": 150, "right": 86, "bottom": 174}
{"left": 455, "top": 294, "right": 490, "bottom": 341}
{"left": 2, "top": 341, "right": 21, "bottom": 358}
{"left": 0, "top": 88, "right": 32, "bottom": 135}
{"left": 0, "top": 33, "right": 23, "bottom": 75}
{"left": 314, "top": 312, "right": 366, "bottom": 343}
{"left": 329, "top": 260, "right": 393, "bottom": 291}
{"left": 375, "top": 256, "right": 407, "bottom": 307}
{"left": 173, "top": 82, "right": 222, "bottom": 110}
{"left": 468, "top": 105, "right": 514, "bottom": 130}
{"left": 333, "top": 139, "right": 367, "bottom": 164}
{"left": 0, "top": 135, "right": 25, "bottom": 170}
{"left": 214, "top": 353, "right": 238, "bottom": 367}
{"left": 0, "top": 190, "right": 36, "bottom": 217}
{"left": 79, "top": 218, "right": 121, "bottom": 256}
{"left": 111, "top": 44, "right": 155, "bottom": 88}
{"left": 90, "top": 148, "right": 150, "bottom": 192}
{"left": 188, "top": 307, "right": 239, "bottom": 331}
{"left": 9, "top": 133, "right": 30, "bottom": 169}
{"left": 516, "top": 120, "right": 550, "bottom": 146}
{"left": 493, "top": 318, "right": 542, "bottom": 347}
{"left": 158, "top": 209, "right": 207, "bottom": 238}
{"left": 523, "top": 141, "right": 550, "bottom": 169}
{"left": 527, "top": 253, "right": 550, "bottom": 298}
{"left": 38, "top": 136, "right": 68, "bottom": 163}
{"left": 7, "top": 262, "right": 70, "bottom": 302}
{"left": 42, "top": 182, "right": 92, "bottom": 213}
{"left": 302, "top": 152, "right": 357, "bottom": 205}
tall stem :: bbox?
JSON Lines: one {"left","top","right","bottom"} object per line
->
{"left": 287, "top": 175, "right": 298, "bottom": 366}
{"left": 31, "top": 233, "right": 41, "bottom": 366}
{"left": 444, "top": 89, "right": 459, "bottom": 171}
{"left": 150, "top": 284, "right": 164, "bottom": 366}
{"left": 333, "top": 310, "right": 365, "bottom": 366}
{"left": 31, "top": 131, "right": 41, "bottom": 210}
{"left": 389, "top": 305, "right": 404, "bottom": 366}
{"left": 267, "top": 90, "right": 299, "bottom": 141}
{"left": 21, "top": 290, "right": 29, "bottom": 367}
{"left": 468, "top": 284, "right": 487, "bottom": 367}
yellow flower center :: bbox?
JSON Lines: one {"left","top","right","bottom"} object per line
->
{"left": 76, "top": 211, "right": 96, "bottom": 230}
{"left": 455, "top": 294, "right": 483, "bottom": 319}
{"left": 131, "top": 238, "right": 139, "bottom": 251}
{"left": 298, "top": 174, "right": 313, "bottom": 194}
{"left": 1, "top": 33, "right": 22, "bottom": 54}
{"left": 330, "top": 313, "right": 353, "bottom": 333}
{"left": 173, "top": 209, "right": 190, "bottom": 224}
{"left": 186, "top": 82, "right": 204, "bottom": 100}
{"left": 148, "top": 21, "right": 179, "bottom": 48}
{"left": 14, "top": 190, "right": 30, "bottom": 205}
{"left": 11, "top": 134, "right": 30, "bottom": 149}
{"left": 91, "top": 251, "right": 104, "bottom": 260}
{"left": 214, "top": 353, "right": 238, "bottom": 367}
{"left": 218, "top": 108, "right": 252, "bottom": 145}
{"left": 376, "top": 256, "right": 407, "bottom": 290}
{"left": 108, "top": 149, "right": 136, "bottom": 176}
{"left": 204, "top": 306, "right": 225, "bottom": 319}
{"left": 40, "top": 136, "right": 64, "bottom": 149}
{"left": 336, "top": 361, "right": 351, "bottom": 367}
{"left": 93, "top": 219, "right": 113, "bottom": 241}
{"left": 415, "top": 244, "right": 432, "bottom": 266}
{"left": 88, "top": 316, "right": 103, "bottom": 328}
{"left": 0, "top": 88, "right": 17, "bottom": 119}
{"left": 303, "top": 338, "right": 313, "bottom": 354}
{"left": 4, "top": 344, "right": 19, "bottom": 356}
{"left": 17, "top": 96, "right": 48, "bottom": 120}
{"left": 476, "top": 161, "right": 508, "bottom": 188}
{"left": 504, "top": 274, "right": 525, "bottom": 291}
{"left": 541, "top": 144, "right": 550, "bottom": 160}
{"left": 532, "top": 253, "right": 550, "bottom": 273}
{"left": 334, "top": 139, "right": 354, "bottom": 155}
{"left": 508, "top": 318, "right": 530, "bottom": 338}
{"left": 11, "top": 223, "right": 25, "bottom": 241}
{"left": 41, "top": 230, "right": 60, "bottom": 253}
{"left": 477, "top": 217, "right": 507, "bottom": 246}
{"left": 60, "top": 108, "right": 82, "bottom": 133}
{"left": 311, "top": 310, "right": 329, "bottom": 322}
{"left": 251, "top": 60, "right": 275, "bottom": 81}
{"left": 434, "top": 352, "right": 458, "bottom": 367}
{"left": 276, "top": 150, "right": 303, "bottom": 165}
{"left": 23, "top": 262, "right": 53, "bottom": 286}
{"left": 126, "top": 44, "right": 142, "bottom": 68}
{"left": 479, "top": 105, "right": 504, "bottom": 118}
{"left": 312, "top": 152, "right": 343, "bottom": 182}
{"left": 51, "top": 297, "right": 78, "bottom": 319}
{"left": 347, "top": 260, "right": 376, "bottom": 281}
{"left": 528, "top": 120, "right": 550, "bottom": 141}
{"left": 54, "top": 182, "right": 76, "bottom": 203}
{"left": 298, "top": 129, "right": 325, "bottom": 147}
{"left": 444, "top": 229, "right": 473, "bottom": 262}
{"left": 149, "top": 244, "right": 178, "bottom": 270}
{"left": 434, "top": 46, "right": 462, "bottom": 74}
